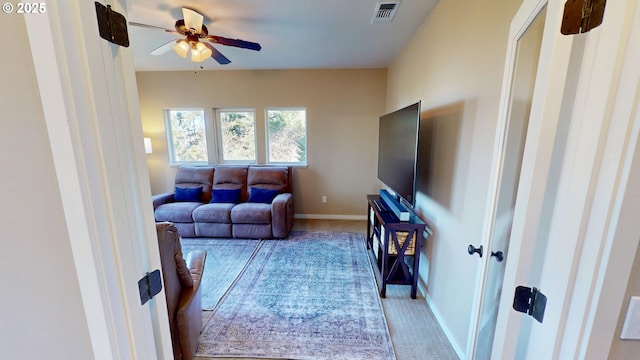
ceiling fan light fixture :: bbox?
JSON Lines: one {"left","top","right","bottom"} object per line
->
{"left": 131, "top": 7, "right": 260, "bottom": 65}
{"left": 199, "top": 43, "right": 212, "bottom": 60}
{"left": 190, "top": 41, "right": 209, "bottom": 62}
{"left": 172, "top": 39, "right": 189, "bottom": 58}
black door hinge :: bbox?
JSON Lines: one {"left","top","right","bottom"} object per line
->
{"left": 138, "top": 269, "right": 162, "bottom": 305}
{"left": 513, "top": 286, "right": 547, "bottom": 323}
{"left": 561, "top": 0, "right": 607, "bottom": 35}
{"left": 95, "top": 2, "right": 130, "bottom": 47}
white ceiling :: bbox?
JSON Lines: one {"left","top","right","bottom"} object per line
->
{"left": 125, "top": 0, "right": 439, "bottom": 71}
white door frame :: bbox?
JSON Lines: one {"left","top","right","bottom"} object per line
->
{"left": 466, "top": 0, "right": 547, "bottom": 359}
{"left": 24, "top": 1, "right": 172, "bottom": 358}
{"left": 528, "top": 0, "right": 640, "bottom": 358}
{"left": 466, "top": 0, "right": 549, "bottom": 357}
{"left": 577, "top": 3, "right": 640, "bottom": 357}
{"left": 489, "top": 0, "right": 640, "bottom": 358}
{"left": 470, "top": 0, "right": 574, "bottom": 357}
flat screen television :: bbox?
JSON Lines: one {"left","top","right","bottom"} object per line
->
{"left": 377, "top": 101, "right": 421, "bottom": 207}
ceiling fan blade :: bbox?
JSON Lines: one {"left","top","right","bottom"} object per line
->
{"left": 182, "top": 8, "right": 204, "bottom": 34}
{"left": 207, "top": 35, "right": 262, "bottom": 51}
{"left": 203, "top": 43, "right": 231, "bottom": 65}
{"left": 128, "top": 22, "right": 179, "bottom": 34}
{"left": 150, "top": 40, "right": 176, "bottom": 55}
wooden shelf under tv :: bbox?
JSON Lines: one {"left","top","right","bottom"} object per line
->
{"left": 366, "top": 194, "right": 427, "bottom": 299}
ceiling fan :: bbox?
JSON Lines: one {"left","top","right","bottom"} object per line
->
{"left": 129, "top": 7, "right": 261, "bottom": 65}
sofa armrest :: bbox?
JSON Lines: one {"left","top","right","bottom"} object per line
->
{"left": 178, "top": 250, "right": 206, "bottom": 306}
{"left": 152, "top": 192, "right": 174, "bottom": 210}
{"left": 185, "top": 249, "right": 206, "bottom": 284}
{"left": 271, "top": 193, "right": 294, "bottom": 238}
{"left": 175, "top": 249, "right": 207, "bottom": 360}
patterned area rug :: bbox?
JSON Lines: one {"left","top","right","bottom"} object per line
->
{"left": 196, "top": 231, "right": 396, "bottom": 360}
{"left": 181, "top": 238, "right": 261, "bottom": 310}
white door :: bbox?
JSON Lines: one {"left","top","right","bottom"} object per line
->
{"left": 469, "top": 0, "right": 580, "bottom": 357}
{"left": 488, "top": 0, "right": 640, "bottom": 358}
{"left": 468, "top": 4, "right": 547, "bottom": 359}
{"left": 25, "top": 1, "right": 172, "bottom": 358}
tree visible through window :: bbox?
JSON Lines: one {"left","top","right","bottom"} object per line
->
{"left": 266, "top": 108, "right": 307, "bottom": 164}
{"left": 216, "top": 109, "right": 256, "bottom": 163}
{"left": 165, "top": 109, "right": 208, "bottom": 163}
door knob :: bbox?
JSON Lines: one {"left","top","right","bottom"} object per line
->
{"left": 468, "top": 244, "right": 483, "bottom": 258}
{"left": 491, "top": 251, "right": 504, "bottom": 262}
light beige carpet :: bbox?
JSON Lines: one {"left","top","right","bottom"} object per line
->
{"left": 382, "top": 285, "right": 458, "bottom": 360}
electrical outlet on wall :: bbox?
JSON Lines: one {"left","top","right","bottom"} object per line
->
{"left": 322, "top": 196, "right": 327, "bottom": 203}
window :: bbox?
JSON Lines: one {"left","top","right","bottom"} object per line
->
{"left": 164, "top": 107, "right": 306, "bottom": 166}
{"left": 266, "top": 108, "right": 307, "bottom": 165}
{"left": 165, "top": 109, "right": 209, "bottom": 164}
{"left": 215, "top": 109, "right": 256, "bottom": 163}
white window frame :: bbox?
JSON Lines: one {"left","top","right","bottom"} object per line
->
{"left": 265, "top": 107, "right": 308, "bottom": 166}
{"left": 214, "top": 108, "right": 258, "bottom": 164}
{"left": 164, "top": 108, "right": 210, "bottom": 165}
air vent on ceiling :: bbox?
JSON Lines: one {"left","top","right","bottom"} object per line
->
{"left": 371, "top": 1, "right": 400, "bottom": 24}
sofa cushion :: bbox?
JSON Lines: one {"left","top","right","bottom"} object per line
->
{"left": 210, "top": 188, "right": 241, "bottom": 204}
{"left": 195, "top": 222, "right": 233, "bottom": 238}
{"left": 155, "top": 202, "right": 202, "bottom": 222}
{"left": 231, "top": 202, "right": 272, "bottom": 224}
{"left": 175, "top": 166, "right": 214, "bottom": 203}
{"left": 173, "top": 223, "right": 196, "bottom": 238}
{"left": 212, "top": 166, "right": 249, "bottom": 202}
{"left": 233, "top": 223, "right": 272, "bottom": 239}
{"left": 247, "top": 187, "right": 279, "bottom": 203}
{"left": 192, "top": 203, "right": 234, "bottom": 223}
{"left": 174, "top": 186, "right": 203, "bottom": 202}
{"left": 247, "top": 166, "right": 290, "bottom": 193}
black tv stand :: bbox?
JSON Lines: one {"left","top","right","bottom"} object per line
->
{"left": 366, "top": 194, "right": 428, "bottom": 299}
{"left": 372, "top": 199, "right": 389, "bottom": 213}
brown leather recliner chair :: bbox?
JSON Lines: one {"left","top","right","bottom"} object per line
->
{"left": 156, "top": 222, "right": 207, "bottom": 360}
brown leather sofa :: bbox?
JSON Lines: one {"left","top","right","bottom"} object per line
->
{"left": 152, "top": 165, "right": 294, "bottom": 239}
{"left": 156, "top": 222, "right": 207, "bottom": 360}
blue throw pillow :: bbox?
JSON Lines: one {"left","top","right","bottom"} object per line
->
{"left": 210, "top": 189, "right": 242, "bottom": 204}
{"left": 174, "top": 186, "right": 203, "bottom": 202}
{"left": 248, "top": 187, "right": 279, "bottom": 204}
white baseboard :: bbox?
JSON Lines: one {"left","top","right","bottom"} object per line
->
{"left": 423, "top": 287, "right": 466, "bottom": 359}
{"left": 294, "top": 213, "right": 367, "bottom": 221}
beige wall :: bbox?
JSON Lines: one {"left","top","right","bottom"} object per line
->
{"left": 0, "top": 13, "right": 94, "bottom": 359}
{"left": 137, "top": 69, "right": 387, "bottom": 217}
{"left": 386, "top": 0, "right": 521, "bottom": 354}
